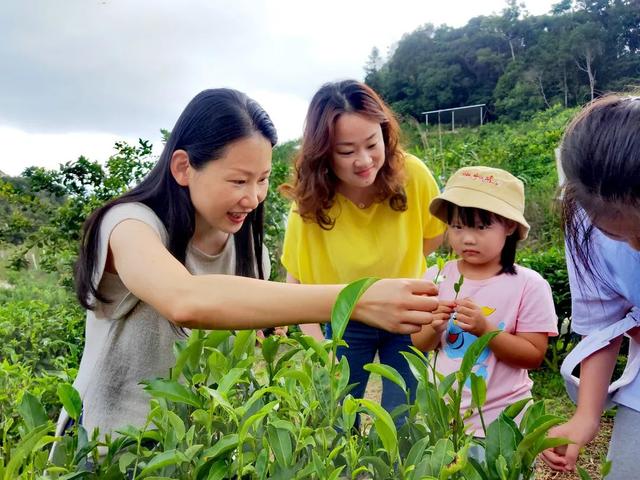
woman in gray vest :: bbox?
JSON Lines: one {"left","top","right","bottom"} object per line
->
{"left": 60, "top": 88, "right": 441, "bottom": 439}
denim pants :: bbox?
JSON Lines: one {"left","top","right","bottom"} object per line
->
{"left": 325, "top": 320, "right": 417, "bottom": 420}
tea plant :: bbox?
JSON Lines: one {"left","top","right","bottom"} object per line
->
{"left": 1, "top": 278, "right": 587, "bottom": 479}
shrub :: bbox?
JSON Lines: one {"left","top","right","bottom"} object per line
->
{"left": 1, "top": 279, "right": 576, "bottom": 479}
{"left": 517, "top": 246, "right": 575, "bottom": 371}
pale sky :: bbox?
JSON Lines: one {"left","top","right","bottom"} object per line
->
{"left": 0, "top": 0, "right": 557, "bottom": 176}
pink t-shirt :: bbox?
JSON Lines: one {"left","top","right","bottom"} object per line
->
{"left": 425, "top": 260, "right": 558, "bottom": 436}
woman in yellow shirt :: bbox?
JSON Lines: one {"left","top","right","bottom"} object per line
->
{"left": 281, "top": 80, "right": 445, "bottom": 422}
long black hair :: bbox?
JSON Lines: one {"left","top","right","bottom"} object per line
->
{"left": 561, "top": 95, "right": 640, "bottom": 279}
{"left": 75, "top": 88, "right": 278, "bottom": 309}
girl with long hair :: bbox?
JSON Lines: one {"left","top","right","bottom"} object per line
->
{"left": 541, "top": 95, "right": 640, "bottom": 478}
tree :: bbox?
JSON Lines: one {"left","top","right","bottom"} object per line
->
{"left": 570, "top": 21, "right": 604, "bottom": 101}
{"left": 365, "top": 0, "right": 639, "bottom": 120}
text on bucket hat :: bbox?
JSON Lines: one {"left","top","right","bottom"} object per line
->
{"left": 429, "top": 166, "right": 530, "bottom": 240}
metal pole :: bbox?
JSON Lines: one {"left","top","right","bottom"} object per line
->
{"left": 438, "top": 112, "right": 443, "bottom": 155}
{"left": 452, "top": 110, "right": 455, "bottom": 132}
{"left": 425, "top": 114, "right": 429, "bottom": 127}
{"left": 480, "top": 106, "right": 483, "bottom": 126}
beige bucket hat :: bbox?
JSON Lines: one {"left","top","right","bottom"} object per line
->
{"left": 429, "top": 166, "right": 530, "bottom": 240}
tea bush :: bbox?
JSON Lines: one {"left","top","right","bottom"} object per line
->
{"left": 0, "top": 279, "right": 581, "bottom": 479}
{"left": 0, "top": 271, "right": 83, "bottom": 449}
{"left": 517, "top": 246, "right": 575, "bottom": 371}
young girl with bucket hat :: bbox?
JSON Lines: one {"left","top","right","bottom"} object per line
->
{"left": 412, "top": 166, "right": 558, "bottom": 444}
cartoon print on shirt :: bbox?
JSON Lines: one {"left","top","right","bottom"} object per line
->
{"left": 444, "top": 306, "right": 503, "bottom": 385}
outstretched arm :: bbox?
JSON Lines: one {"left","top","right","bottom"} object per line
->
{"left": 109, "top": 219, "right": 440, "bottom": 332}
{"left": 287, "top": 272, "right": 324, "bottom": 341}
{"left": 541, "top": 336, "right": 622, "bottom": 472}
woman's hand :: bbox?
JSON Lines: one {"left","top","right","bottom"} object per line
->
{"left": 353, "top": 278, "right": 439, "bottom": 334}
{"left": 540, "top": 413, "right": 601, "bottom": 471}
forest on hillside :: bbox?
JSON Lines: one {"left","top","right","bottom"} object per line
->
{"left": 365, "top": 0, "right": 640, "bottom": 120}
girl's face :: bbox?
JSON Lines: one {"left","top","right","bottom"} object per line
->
{"left": 331, "top": 113, "right": 385, "bottom": 194}
{"left": 447, "top": 213, "right": 516, "bottom": 272}
{"left": 591, "top": 205, "right": 640, "bottom": 251}
{"left": 186, "top": 133, "right": 272, "bottom": 244}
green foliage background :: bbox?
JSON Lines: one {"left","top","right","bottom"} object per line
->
{"left": 365, "top": 0, "right": 639, "bottom": 121}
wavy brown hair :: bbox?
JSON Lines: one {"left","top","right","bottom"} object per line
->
{"left": 280, "top": 80, "right": 407, "bottom": 229}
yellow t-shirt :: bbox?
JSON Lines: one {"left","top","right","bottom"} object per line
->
{"left": 281, "top": 154, "right": 445, "bottom": 284}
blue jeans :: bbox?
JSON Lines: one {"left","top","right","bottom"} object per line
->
{"left": 325, "top": 321, "right": 417, "bottom": 421}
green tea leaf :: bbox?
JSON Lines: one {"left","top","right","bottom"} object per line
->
{"left": 118, "top": 452, "right": 137, "bottom": 473}
{"left": 217, "top": 368, "right": 246, "bottom": 395}
{"left": 331, "top": 277, "right": 379, "bottom": 342}
{"left": 359, "top": 398, "right": 398, "bottom": 463}
{"left": 327, "top": 466, "right": 345, "bottom": 480}
{"left": 359, "top": 455, "right": 390, "bottom": 478}
{"left": 342, "top": 394, "right": 358, "bottom": 430}
{"left": 142, "top": 379, "right": 202, "bottom": 408}
{"left": 166, "top": 410, "right": 185, "bottom": 442}
{"left": 427, "top": 438, "right": 455, "bottom": 477}
{"left": 459, "top": 331, "right": 500, "bottom": 384}
{"left": 171, "top": 336, "right": 203, "bottom": 381}
{"left": 203, "top": 434, "right": 239, "bottom": 460}
{"left": 273, "top": 368, "right": 311, "bottom": 388}
{"left": 438, "top": 372, "right": 457, "bottom": 397}
{"left": 297, "top": 334, "right": 329, "bottom": 365}
{"left": 203, "top": 330, "right": 233, "bottom": 348}
{"left": 274, "top": 346, "right": 302, "bottom": 373}
{"left": 453, "top": 274, "right": 465, "bottom": 296}
{"left": 404, "top": 436, "right": 430, "bottom": 469}
{"left": 138, "top": 449, "right": 187, "bottom": 477}
{"left": 502, "top": 397, "right": 531, "bottom": 419}
{"left": 261, "top": 335, "right": 280, "bottom": 364}
{"left": 267, "top": 425, "right": 292, "bottom": 467}
{"left": 485, "top": 415, "right": 518, "bottom": 478}
{"left": 4, "top": 424, "right": 52, "bottom": 480}
{"left": 495, "top": 454, "right": 508, "bottom": 480}
{"left": 57, "top": 383, "right": 82, "bottom": 421}
{"left": 364, "top": 363, "right": 407, "bottom": 392}
{"left": 232, "top": 329, "right": 255, "bottom": 360}
{"left": 400, "top": 351, "right": 429, "bottom": 384}
{"left": 238, "top": 401, "right": 278, "bottom": 443}
{"left": 335, "top": 354, "right": 351, "bottom": 395}
{"left": 469, "top": 373, "right": 487, "bottom": 409}
{"left": 17, "top": 391, "right": 48, "bottom": 430}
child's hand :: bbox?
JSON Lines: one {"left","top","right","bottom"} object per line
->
{"left": 540, "top": 414, "right": 601, "bottom": 471}
{"left": 453, "top": 298, "right": 489, "bottom": 337}
{"left": 256, "top": 326, "right": 288, "bottom": 341}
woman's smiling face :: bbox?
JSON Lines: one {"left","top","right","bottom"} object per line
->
{"left": 331, "top": 113, "right": 385, "bottom": 194}
{"left": 187, "top": 133, "right": 272, "bottom": 236}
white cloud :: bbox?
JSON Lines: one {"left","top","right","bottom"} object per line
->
{"left": 0, "top": 0, "right": 556, "bottom": 174}
{"left": 0, "top": 125, "right": 161, "bottom": 176}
